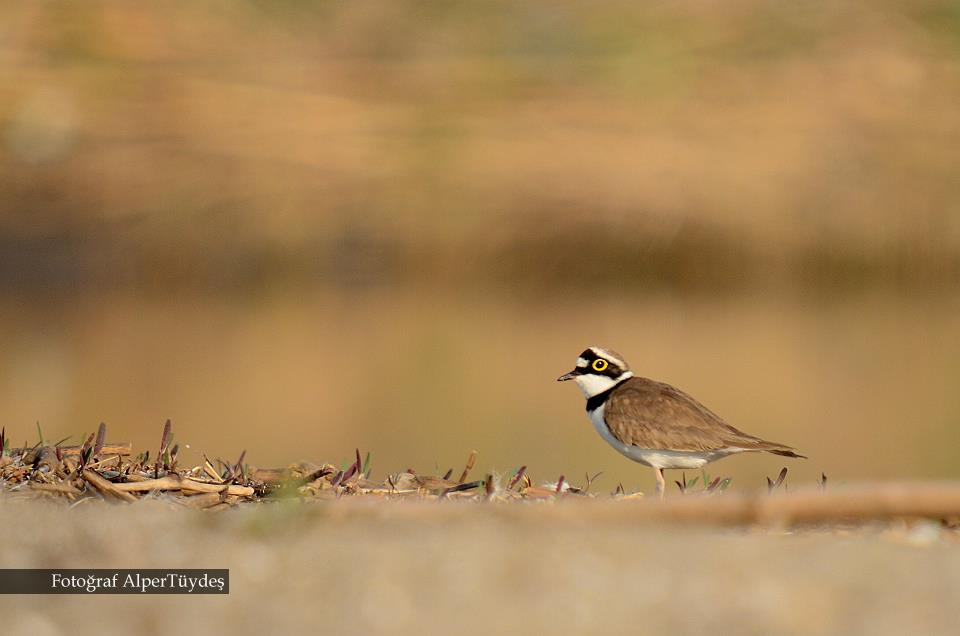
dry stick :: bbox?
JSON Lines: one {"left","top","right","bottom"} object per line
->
{"left": 111, "top": 475, "right": 182, "bottom": 492}
{"left": 158, "top": 478, "right": 251, "bottom": 496}
{"left": 112, "top": 474, "right": 254, "bottom": 497}
{"left": 82, "top": 469, "right": 138, "bottom": 503}
{"left": 84, "top": 455, "right": 123, "bottom": 471}
{"left": 458, "top": 450, "right": 477, "bottom": 484}
{"left": 180, "top": 479, "right": 254, "bottom": 496}
{"left": 202, "top": 457, "right": 223, "bottom": 483}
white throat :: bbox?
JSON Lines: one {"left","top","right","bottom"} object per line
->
{"left": 574, "top": 371, "right": 633, "bottom": 398}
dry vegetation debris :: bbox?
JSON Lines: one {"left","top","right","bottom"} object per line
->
{"left": 3, "top": 422, "right": 960, "bottom": 531}
{"left": 0, "top": 422, "right": 616, "bottom": 509}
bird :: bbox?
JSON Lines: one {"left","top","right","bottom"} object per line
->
{"left": 558, "top": 346, "right": 804, "bottom": 497}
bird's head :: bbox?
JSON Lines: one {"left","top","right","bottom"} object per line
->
{"left": 557, "top": 346, "right": 633, "bottom": 398}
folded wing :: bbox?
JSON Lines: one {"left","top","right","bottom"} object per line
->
{"left": 603, "top": 377, "right": 804, "bottom": 457}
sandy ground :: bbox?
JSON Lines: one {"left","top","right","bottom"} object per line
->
{"left": 2, "top": 498, "right": 959, "bottom": 636}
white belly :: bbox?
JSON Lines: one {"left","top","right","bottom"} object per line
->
{"left": 587, "top": 404, "right": 741, "bottom": 469}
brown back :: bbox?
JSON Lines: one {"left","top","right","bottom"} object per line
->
{"left": 603, "top": 377, "right": 797, "bottom": 453}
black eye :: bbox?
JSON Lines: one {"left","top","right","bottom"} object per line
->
{"left": 592, "top": 359, "right": 608, "bottom": 372}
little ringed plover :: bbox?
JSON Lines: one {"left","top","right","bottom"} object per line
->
{"left": 558, "top": 346, "right": 804, "bottom": 496}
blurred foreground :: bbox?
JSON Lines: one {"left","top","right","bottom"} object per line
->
{"left": 2, "top": 500, "right": 959, "bottom": 635}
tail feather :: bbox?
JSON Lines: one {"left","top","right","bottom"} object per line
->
{"left": 728, "top": 432, "right": 806, "bottom": 459}
{"left": 766, "top": 447, "right": 806, "bottom": 459}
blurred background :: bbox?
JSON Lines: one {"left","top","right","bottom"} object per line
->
{"left": 1, "top": 0, "right": 959, "bottom": 492}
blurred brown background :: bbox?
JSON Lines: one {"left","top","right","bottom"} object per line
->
{"left": 1, "top": 0, "right": 959, "bottom": 491}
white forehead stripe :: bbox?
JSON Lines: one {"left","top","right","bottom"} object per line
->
{"left": 588, "top": 346, "right": 627, "bottom": 369}
{"left": 576, "top": 357, "right": 588, "bottom": 368}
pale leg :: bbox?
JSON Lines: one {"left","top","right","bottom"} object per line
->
{"left": 653, "top": 467, "right": 665, "bottom": 500}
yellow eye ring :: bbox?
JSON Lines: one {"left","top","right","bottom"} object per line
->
{"left": 592, "top": 359, "right": 608, "bottom": 372}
